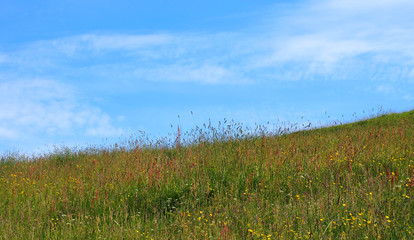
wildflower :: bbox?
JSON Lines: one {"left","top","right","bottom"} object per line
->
{"left": 386, "top": 216, "right": 391, "bottom": 223}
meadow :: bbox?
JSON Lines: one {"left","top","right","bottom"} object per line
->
{"left": 1, "top": 110, "right": 414, "bottom": 239}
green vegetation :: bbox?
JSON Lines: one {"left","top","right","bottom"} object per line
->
{"left": 1, "top": 110, "right": 414, "bottom": 239}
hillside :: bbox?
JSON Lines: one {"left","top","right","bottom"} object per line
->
{"left": 1, "top": 110, "right": 414, "bottom": 239}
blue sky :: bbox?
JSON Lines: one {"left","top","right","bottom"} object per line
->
{"left": 1, "top": 0, "right": 414, "bottom": 156}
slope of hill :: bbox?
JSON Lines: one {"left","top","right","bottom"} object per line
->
{"left": 1, "top": 110, "right": 413, "bottom": 239}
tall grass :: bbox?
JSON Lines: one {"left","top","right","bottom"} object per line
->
{"left": 1, "top": 110, "right": 414, "bottom": 239}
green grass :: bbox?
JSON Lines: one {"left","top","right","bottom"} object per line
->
{"left": 1, "top": 110, "right": 414, "bottom": 239}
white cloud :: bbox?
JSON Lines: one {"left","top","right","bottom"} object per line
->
{"left": 255, "top": 34, "right": 374, "bottom": 75}
{"left": 324, "top": 0, "right": 413, "bottom": 12}
{"left": 27, "top": 34, "right": 175, "bottom": 55}
{"left": 0, "top": 127, "right": 18, "bottom": 139}
{"left": 84, "top": 34, "right": 175, "bottom": 50}
{"left": 46, "top": 34, "right": 175, "bottom": 56}
{"left": 249, "top": 0, "right": 414, "bottom": 84}
{"left": 376, "top": 84, "right": 396, "bottom": 95}
{"left": 0, "top": 79, "right": 123, "bottom": 141}
{"left": 132, "top": 63, "right": 250, "bottom": 85}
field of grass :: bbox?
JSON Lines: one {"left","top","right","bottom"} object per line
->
{"left": 1, "top": 110, "right": 414, "bottom": 239}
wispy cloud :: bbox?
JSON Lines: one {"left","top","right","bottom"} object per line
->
{"left": 3, "top": 0, "right": 414, "bottom": 86}
{"left": 132, "top": 63, "right": 250, "bottom": 85}
{"left": 251, "top": 0, "right": 414, "bottom": 80}
{"left": 44, "top": 34, "right": 176, "bottom": 56}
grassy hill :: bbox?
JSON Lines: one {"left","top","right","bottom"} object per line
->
{"left": 1, "top": 110, "right": 414, "bottom": 239}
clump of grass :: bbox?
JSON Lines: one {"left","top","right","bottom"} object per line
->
{"left": 1, "top": 110, "right": 414, "bottom": 239}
